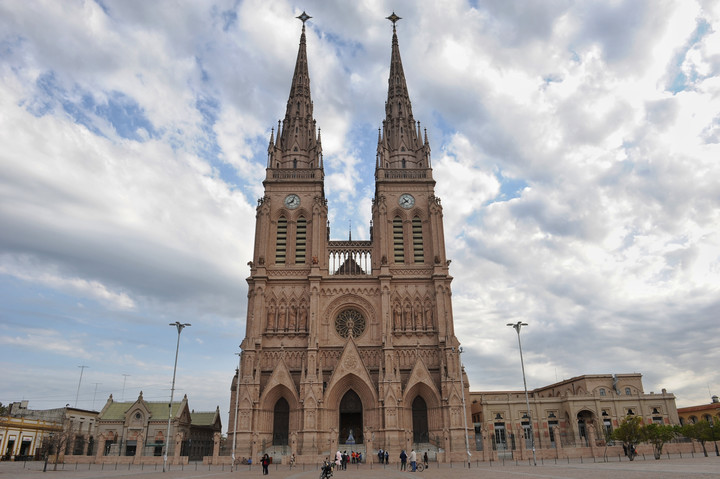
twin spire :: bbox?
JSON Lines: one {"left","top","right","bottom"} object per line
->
{"left": 267, "top": 12, "right": 430, "bottom": 172}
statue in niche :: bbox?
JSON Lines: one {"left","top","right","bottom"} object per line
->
{"left": 279, "top": 304, "right": 287, "bottom": 331}
{"left": 299, "top": 306, "right": 308, "bottom": 331}
{"left": 404, "top": 305, "right": 412, "bottom": 330}
{"left": 393, "top": 305, "right": 402, "bottom": 330}
{"left": 424, "top": 304, "right": 433, "bottom": 330}
{"left": 289, "top": 306, "right": 297, "bottom": 331}
{"left": 414, "top": 309, "right": 422, "bottom": 330}
{"left": 346, "top": 428, "right": 355, "bottom": 444}
{"left": 267, "top": 305, "right": 276, "bottom": 331}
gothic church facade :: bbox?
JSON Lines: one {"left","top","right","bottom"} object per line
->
{"left": 229, "top": 14, "right": 472, "bottom": 462}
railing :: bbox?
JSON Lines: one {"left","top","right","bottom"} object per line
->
{"left": 377, "top": 169, "right": 429, "bottom": 180}
{"left": 328, "top": 241, "right": 372, "bottom": 275}
{"left": 269, "top": 169, "right": 318, "bottom": 180}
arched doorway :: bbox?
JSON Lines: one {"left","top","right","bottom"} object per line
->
{"left": 577, "top": 410, "right": 594, "bottom": 447}
{"left": 339, "top": 390, "right": 363, "bottom": 444}
{"left": 412, "top": 396, "right": 429, "bottom": 443}
{"left": 273, "top": 398, "right": 289, "bottom": 445}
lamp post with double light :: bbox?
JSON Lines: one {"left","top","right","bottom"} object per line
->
{"left": 163, "top": 322, "right": 190, "bottom": 473}
{"left": 507, "top": 321, "right": 536, "bottom": 466}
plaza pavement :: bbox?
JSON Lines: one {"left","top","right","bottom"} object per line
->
{"left": 2, "top": 456, "right": 719, "bottom": 479}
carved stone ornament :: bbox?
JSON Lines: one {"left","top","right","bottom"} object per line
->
{"left": 335, "top": 308, "right": 366, "bottom": 338}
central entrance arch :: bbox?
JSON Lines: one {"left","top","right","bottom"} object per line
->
{"left": 412, "top": 396, "right": 429, "bottom": 443}
{"left": 339, "top": 390, "right": 363, "bottom": 444}
{"left": 273, "top": 397, "right": 289, "bottom": 445}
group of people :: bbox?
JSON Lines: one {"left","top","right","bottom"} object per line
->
{"left": 376, "top": 448, "right": 390, "bottom": 464}
{"left": 399, "top": 449, "right": 428, "bottom": 472}
{"left": 333, "top": 449, "right": 362, "bottom": 468}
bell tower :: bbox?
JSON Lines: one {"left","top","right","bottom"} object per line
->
{"left": 229, "top": 12, "right": 472, "bottom": 464}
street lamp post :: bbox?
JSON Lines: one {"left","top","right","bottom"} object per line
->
{"left": 231, "top": 348, "right": 241, "bottom": 471}
{"left": 507, "top": 321, "right": 537, "bottom": 466}
{"left": 454, "top": 347, "right": 472, "bottom": 468}
{"left": 75, "top": 365, "right": 88, "bottom": 407}
{"left": 163, "top": 322, "right": 191, "bottom": 473}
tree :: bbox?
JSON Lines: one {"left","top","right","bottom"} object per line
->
{"left": 43, "top": 419, "right": 75, "bottom": 470}
{"left": 682, "top": 417, "right": 720, "bottom": 457}
{"left": 0, "top": 402, "right": 8, "bottom": 416}
{"left": 642, "top": 423, "right": 677, "bottom": 459}
{"left": 610, "top": 415, "right": 644, "bottom": 461}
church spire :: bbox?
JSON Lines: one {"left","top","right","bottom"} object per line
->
{"left": 268, "top": 11, "right": 323, "bottom": 171}
{"left": 377, "top": 13, "right": 430, "bottom": 171}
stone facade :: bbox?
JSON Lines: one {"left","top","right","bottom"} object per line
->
{"left": 677, "top": 395, "right": 720, "bottom": 425}
{"left": 470, "top": 374, "right": 680, "bottom": 460}
{"left": 93, "top": 392, "right": 221, "bottom": 463}
{"left": 229, "top": 14, "right": 472, "bottom": 464}
{"left": 1, "top": 401, "right": 97, "bottom": 460}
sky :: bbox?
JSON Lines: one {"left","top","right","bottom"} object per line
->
{"left": 1, "top": 0, "right": 719, "bottom": 426}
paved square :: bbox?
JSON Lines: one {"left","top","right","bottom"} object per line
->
{"left": 2, "top": 456, "right": 719, "bottom": 479}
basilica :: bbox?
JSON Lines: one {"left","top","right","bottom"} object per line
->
{"left": 228, "top": 13, "right": 473, "bottom": 463}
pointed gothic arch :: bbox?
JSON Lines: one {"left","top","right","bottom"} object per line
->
{"left": 273, "top": 397, "right": 289, "bottom": 445}
{"left": 412, "top": 396, "right": 429, "bottom": 443}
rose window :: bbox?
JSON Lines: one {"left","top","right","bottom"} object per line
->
{"left": 335, "top": 309, "right": 366, "bottom": 338}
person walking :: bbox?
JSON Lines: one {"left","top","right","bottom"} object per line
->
{"left": 423, "top": 451, "right": 428, "bottom": 469}
{"left": 409, "top": 449, "right": 417, "bottom": 472}
{"left": 399, "top": 450, "right": 407, "bottom": 471}
{"left": 261, "top": 454, "right": 270, "bottom": 475}
{"left": 384, "top": 450, "right": 389, "bottom": 464}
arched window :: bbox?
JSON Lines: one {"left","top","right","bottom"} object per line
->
{"left": 625, "top": 387, "right": 631, "bottom": 395}
{"left": 393, "top": 217, "right": 404, "bottom": 263}
{"left": 599, "top": 388, "right": 606, "bottom": 396}
{"left": 275, "top": 216, "right": 287, "bottom": 264}
{"left": 295, "top": 216, "right": 307, "bottom": 263}
{"left": 412, "top": 216, "right": 423, "bottom": 263}
{"left": 401, "top": 159, "right": 406, "bottom": 169}
{"left": 293, "top": 158, "right": 297, "bottom": 169}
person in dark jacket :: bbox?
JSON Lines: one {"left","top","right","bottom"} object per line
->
{"left": 399, "top": 450, "right": 407, "bottom": 470}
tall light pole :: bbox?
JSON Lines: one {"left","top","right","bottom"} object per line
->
{"left": 231, "top": 348, "right": 241, "bottom": 472}
{"left": 454, "top": 347, "right": 472, "bottom": 468}
{"left": 507, "top": 321, "right": 536, "bottom": 466}
{"left": 121, "top": 374, "right": 131, "bottom": 401}
{"left": 75, "top": 365, "right": 88, "bottom": 407}
{"left": 164, "top": 322, "right": 191, "bottom": 473}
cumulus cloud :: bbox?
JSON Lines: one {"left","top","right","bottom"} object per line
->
{"left": 0, "top": 0, "right": 719, "bottom": 415}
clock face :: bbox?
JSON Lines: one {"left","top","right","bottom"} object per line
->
{"left": 284, "top": 194, "right": 300, "bottom": 209}
{"left": 399, "top": 193, "right": 415, "bottom": 209}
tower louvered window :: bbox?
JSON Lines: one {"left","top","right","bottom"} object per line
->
{"left": 275, "top": 216, "right": 287, "bottom": 264}
{"left": 393, "top": 216, "right": 404, "bottom": 263}
{"left": 295, "top": 216, "right": 307, "bottom": 263}
{"left": 412, "top": 216, "right": 423, "bottom": 263}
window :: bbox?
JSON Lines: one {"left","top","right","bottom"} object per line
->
{"left": 402, "top": 158, "right": 406, "bottom": 168}
{"left": 295, "top": 216, "right": 306, "bottom": 263}
{"left": 625, "top": 387, "right": 631, "bottom": 395}
{"left": 393, "top": 217, "right": 404, "bottom": 263}
{"left": 603, "top": 419, "right": 612, "bottom": 437}
{"left": 548, "top": 420, "right": 558, "bottom": 446}
{"left": 412, "top": 217, "right": 423, "bottom": 263}
{"left": 521, "top": 420, "right": 532, "bottom": 448}
{"left": 599, "top": 388, "right": 606, "bottom": 396}
{"left": 275, "top": 217, "right": 287, "bottom": 264}
{"left": 493, "top": 422, "right": 507, "bottom": 450}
